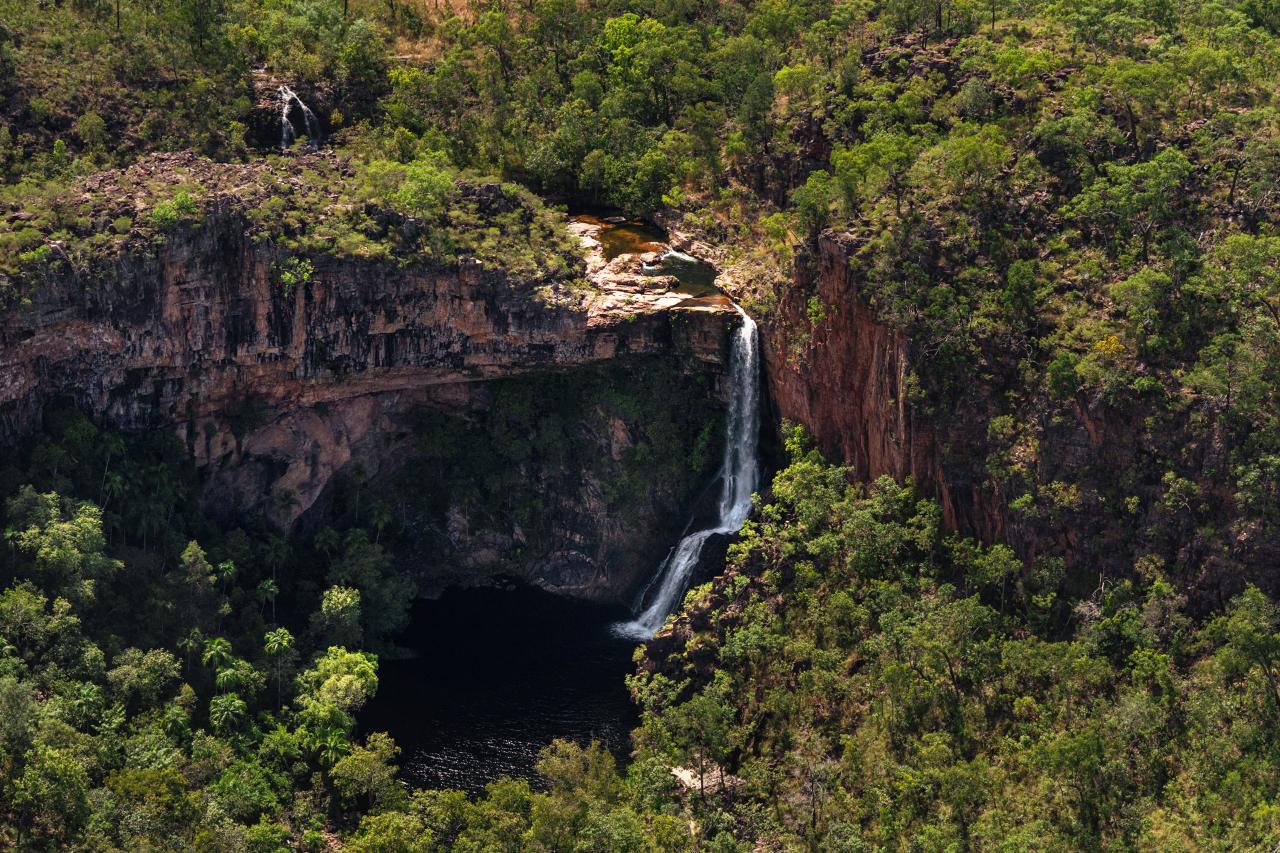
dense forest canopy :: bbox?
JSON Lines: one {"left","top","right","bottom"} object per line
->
{"left": 3, "top": 0, "right": 1280, "bottom": 848}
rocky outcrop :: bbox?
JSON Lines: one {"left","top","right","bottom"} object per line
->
{"left": 0, "top": 158, "right": 740, "bottom": 601}
{"left": 750, "top": 233, "right": 1002, "bottom": 542}
{"left": 742, "top": 230, "right": 1260, "bottom": 606}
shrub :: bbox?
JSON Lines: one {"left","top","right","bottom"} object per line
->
{"left": 18, "top": 244, "right": 53, "bottom": 267}
{"left": 211, "top": 760, "right": 287, "bottom": 823}
{"left": 1047, "top": 350, "right": 1081, "bottom": 401}
{"left": 149, "top": 192, "right": 198, "bottom": 231}
{"left": 274, "top": 257, "right": 313, "bottom": 297}
{"left": 74, "top": 112, "right": 106, "bottom": 151}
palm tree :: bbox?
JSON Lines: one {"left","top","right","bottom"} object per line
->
{"left": 97, "top": 433, "right": 126, "bottom": 503}
{"left": 135, "top": 463, "right": 178, "bottom": 552}
{"left": 100, "top": 471, "right": 125, "bottom": 516}
{"left": 273, "top": 489, "right": 300, "bottom": 520}
{"left": 215, "top": 662, "right": 245, "bottom": 692}
{"left": 210, "top": 560, "right": 238, "bottom": 631}
{"left": 134, "top": 496, "right": 167, "bottom": 553}
{"left": 264, "top": 627, "right": 294, "bottom": 705}
{"left": 350, "top": 462, "right": 368, "bottom": 520}
{"left": 264, "top": 627, "right": 293, "bottom": 657}
{"left": 70, "top": 683, "right": 103, "bottom": 726}
{"left": 314, "top": 527, "right": 341, "bottom": 557}
{"left": 208, "top": 693, "right": 246, "bottom": 734}
{"left": 257, "top": 578, "right": 280, "bottom": 622}
{"left": 162, "top": 704, "right": 188, "bottom": 740}
{"left": 370, "top": 501, "right": 394, "bottom": 544}
{"left": 262, "top": 535, "right": 290, "bottom": 591}
{"left": 201, "top": 636, "right": 233, "bottom": 671}
{"left": 315, "top": 728, "right": 351, "bottom": 768}
{"left": 177, "top": 628, "right": 205, "bottom": 673}
{"left": 214, "top": 560, "right": 237, "bottom": 591}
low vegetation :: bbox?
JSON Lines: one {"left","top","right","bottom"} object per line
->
{"left": 3, "top": 0, "right": 1280, "bottom": 847}
{"left": 0, "top": 151, "right": 582, "bottom": 297}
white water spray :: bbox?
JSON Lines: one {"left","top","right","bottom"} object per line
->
{"left": 613, "top": 307, "right": 759, "bottom": 641}
{"left": 278, "top": 85, "right": 322, "bottom": 150}
{"left": 661, "top": 248, "right": 700, "bottom": 264}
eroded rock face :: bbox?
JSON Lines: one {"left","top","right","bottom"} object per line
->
{"left": 751, "top": 233, "right": 1012, "bottom": 552}
{"left": 375, "top": 362, "right": 728, "bottom": 602}
{"left": 0, "top": 184, "right": 739, "bottom": 601}
{"left": 749, "top": 232, "right": 1239, "bottom": 602}
{"left": 764, "top": 236, "right": 941, "bottom": 500}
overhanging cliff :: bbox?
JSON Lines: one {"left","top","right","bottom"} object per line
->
{"left": 0, "top": 153, "right": 739, "bottom": 601}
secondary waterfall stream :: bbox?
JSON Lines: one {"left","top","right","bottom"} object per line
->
{"left": 278, "top": 84, "right": 321, "bottom": 149}
{"left": 613, "top": 306, "right": 760, "bottom": 640}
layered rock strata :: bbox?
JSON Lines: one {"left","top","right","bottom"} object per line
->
{"left": 0, "top": 159, "right": 739, "bottom": 600}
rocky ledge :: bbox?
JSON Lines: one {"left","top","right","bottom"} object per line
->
{"left": 0, "top": 154, "right": 740, "bottom": 553}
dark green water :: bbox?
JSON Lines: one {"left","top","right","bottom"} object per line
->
{"left": 359, "top": 585, "right": 641, "bottom": 792}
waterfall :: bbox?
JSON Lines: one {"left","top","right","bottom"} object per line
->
{"left": 661, "top": 248, "right": 699, "bottom": 264}
{"left": 612, "top": 307, "right": 759, "bottom": 641}
{"left": 278, "top": 85, "right": 322, "bottom": 150}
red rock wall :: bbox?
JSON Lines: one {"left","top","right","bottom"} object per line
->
{"left": 760, "top": 232, "right": 1006, "bottom": 544}
{"left": 0, "top": 205, "right": 738, "bottom": 527}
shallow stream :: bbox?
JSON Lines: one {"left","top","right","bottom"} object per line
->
{"left": 573, "top": 214, "right": 719, "bottom": 295}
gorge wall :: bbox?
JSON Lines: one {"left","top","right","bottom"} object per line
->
{"left": 752, "top": 230, "right": 1266, "bottom": 605}
{"left": 759, "top": 233, "right": 1004, "bottom": 544}
{"left": 757, "top": 230, "right": 1008, "bottom": 545}
{"left": 0, "top": 155, "right": 740, "bottom": 602}
{"left": 755, "top": 229, "right": 1112, "bottom": 580}
{"left": 762, "top": 233, "right": 956, "bottom": 523}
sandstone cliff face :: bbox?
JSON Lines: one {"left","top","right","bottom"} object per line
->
{"left": 751, "top": 232, "right": 1237, "bottom": 601}
{"left": 762, "top": 235, "right": 946, "bottom": 512}
{"left": 378, "top": 362, "right": 728, "bottom": 602}
{"left": 756, "top": 233, "right": 1006, "bottom": 539}
{"left": 0, "top": 174, "right": 738, "bottom": 601}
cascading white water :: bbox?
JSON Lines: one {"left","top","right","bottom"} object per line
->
{"left": 278, "top": 85, "right": 322, "bottom": 150}
{"left": 661, "top": 248, "right": 700, "bottom": 264}
{"left": 612, "top": 306, "right": 759, "bottom": 641}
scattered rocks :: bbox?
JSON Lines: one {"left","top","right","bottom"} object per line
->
{"left": 670, "top": 763, "right": 744, "bottom": 795}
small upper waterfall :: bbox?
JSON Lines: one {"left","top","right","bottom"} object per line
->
{"left": 660, "top": 248, "right": 700, "bottom": 264}
{"left": 278, "top": 85, "right": 321, "bottom": 150}
{"left": 613, "top": 306, "right": 760, "bottom": 641}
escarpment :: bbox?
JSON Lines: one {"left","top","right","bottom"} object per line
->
{"left": 755, "top": 231, "right": 1120, "bottom": 581}
{"left": 752, "top": 230, "right": 1273, "bottom": 605}
{"left": 760, "top": 233, "right": 961, "bottom": 524}
{"left": 0, "top": 154, "right": 740, "bottom": 602}
{"left": 759, "top": 233, "right": 1006, "bottom": 545}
